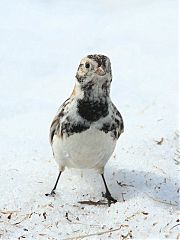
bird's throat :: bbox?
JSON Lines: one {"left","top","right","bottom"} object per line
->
{"left": 77, "top": 85, "right": 109, "bottom": 122}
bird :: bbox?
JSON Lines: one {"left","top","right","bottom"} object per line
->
{"left": 46, "top": 54, "right": 124, "bottom": 206}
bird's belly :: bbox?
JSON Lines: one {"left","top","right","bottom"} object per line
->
{"left": 52, "top": 128, "right": 116, "bottom": 172}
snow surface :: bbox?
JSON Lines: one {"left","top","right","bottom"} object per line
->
{"left": 0, "top": 0, "right": 179, "bottom": 239}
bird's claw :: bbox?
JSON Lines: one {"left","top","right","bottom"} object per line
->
{"left": 102, "top": 192, "right": 117, "bottom": 207}
{"left": 45, "top": 190, "right": 56, "bottom": 197}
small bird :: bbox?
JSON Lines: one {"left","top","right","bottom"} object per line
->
{"left": 46, "top": 54, "right": 124, "bottom": 206}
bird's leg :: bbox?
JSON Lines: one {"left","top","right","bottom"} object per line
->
{"left": 101, "top": 174, "right": 117, "bottom": 206}
{"left": 45, "top": 171, "right": 62, "bottom": 196}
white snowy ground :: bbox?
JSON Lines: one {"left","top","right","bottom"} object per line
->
{"left": 0, "top": 0, "right": 179, "bottom": 239}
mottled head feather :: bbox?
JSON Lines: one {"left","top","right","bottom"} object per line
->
{"left": 75, "top": 54, "right": 112, "bottom": 86}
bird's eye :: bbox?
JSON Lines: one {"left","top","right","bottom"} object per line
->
{"left": 85, "top": 63, "right": 90, "bottom": 68}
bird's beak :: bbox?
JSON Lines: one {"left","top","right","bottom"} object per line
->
{"left": 95, "top": 66, "right": 106, "bottom": 76}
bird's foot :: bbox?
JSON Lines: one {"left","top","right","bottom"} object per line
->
{"left": 102, "top": 192, "right": 117, "bottom": 207}
{"left": 45, "top": 189, "right": 56, "bottom": 197}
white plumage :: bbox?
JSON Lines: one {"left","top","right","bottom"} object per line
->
{"left": 52, "top": 127, "right": 116, "bottom": 173}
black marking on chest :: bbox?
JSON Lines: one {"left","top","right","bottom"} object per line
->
{"left": 61, "top": 117, "right": 90, "bottom": 137}
{"left": 100, "top": 114, "right": 123, "bottom": 140}
{"left": 77, "top": 99, "right": 109, "bottom": 122}
{"left": 100, "top": 122, "right": 117, "bottom": 139}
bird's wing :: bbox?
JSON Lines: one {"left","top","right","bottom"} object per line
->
{"left": 49, "top": 98, "right": 70, "bottom": 145}
{"left": 112, "top": 102, "right": 124, "bottom": 139}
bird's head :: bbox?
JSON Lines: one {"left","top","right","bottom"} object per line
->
{"left": 75, "top": 54, "right": 112, "bottom": 90}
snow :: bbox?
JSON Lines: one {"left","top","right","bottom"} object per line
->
{"left": 0, "top": 0, "right": 179, "bottom": 239}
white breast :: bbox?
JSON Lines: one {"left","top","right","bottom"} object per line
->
{"left": 52, "top": 127, "right": 116, "bottom": 174}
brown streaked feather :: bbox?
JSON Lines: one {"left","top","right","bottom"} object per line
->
{"left": 112, "top": 103, "right": 124, "bottom": 138}
{"left": 49, "top": 116, "right": 60, "bottom": 145}
{"left": 71, "top": 85, "right": 76, "bottom": 97}
{"left": 49, "top": 98, "right": 71, "bottom": 144}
